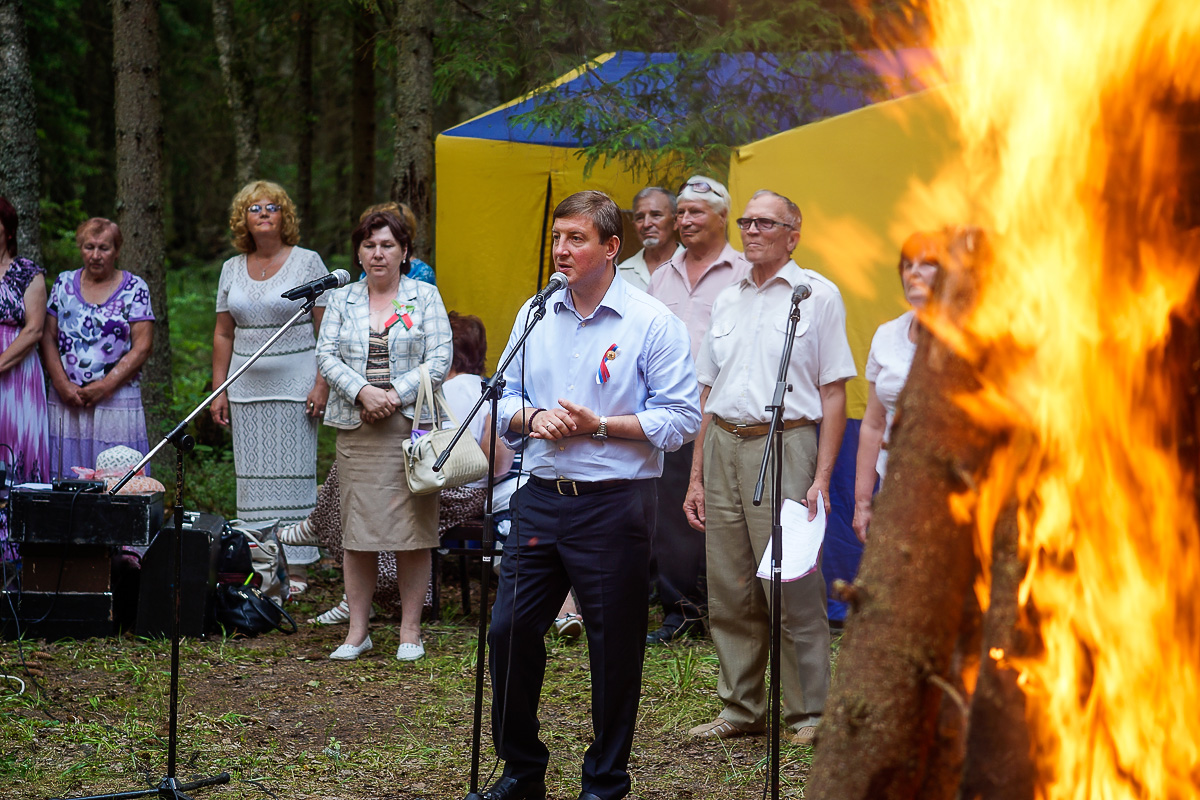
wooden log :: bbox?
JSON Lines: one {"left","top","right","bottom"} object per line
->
{"left": 958, "top": 502, "right": 1035, "bottom": 800}
{"left": 808, "top": 230, "right": 1004, "bottom": 800}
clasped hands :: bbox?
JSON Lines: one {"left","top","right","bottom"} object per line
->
{"left": 528, "top": 399, "right": 600, "bottom": 440}
{"left": 358, "top": 385, "right": 402, "bottom": 424}
{"left": 57, "top": 380, "right": 109, "bottom": 409}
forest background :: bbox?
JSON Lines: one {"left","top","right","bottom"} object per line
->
{"left": 0, "top": 0, "right": 914, "bottom": 509}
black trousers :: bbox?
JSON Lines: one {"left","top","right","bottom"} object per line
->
{"left": 489, "top": 479, "right": 656, "bottom": 800}
{"left": 651, "top": 442, "right": 707, "bottom": 634}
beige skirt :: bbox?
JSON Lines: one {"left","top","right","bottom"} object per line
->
{"left": 337, "top": 411, "right": 440, "bottom": 551}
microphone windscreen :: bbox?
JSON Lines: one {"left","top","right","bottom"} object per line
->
{"left": 792, "top": 283, "right": 812, "bottom": 303}
{"left": 333, "top": 268, "right": 352, "bottom": 287}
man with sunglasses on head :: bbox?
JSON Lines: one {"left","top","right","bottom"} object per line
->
{"left": 643, "top": 175, "right": 750, "bottom": 645}
{"left": 683, "top": 189, "right": 855, "bottom": 747}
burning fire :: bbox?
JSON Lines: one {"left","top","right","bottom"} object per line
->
{"left": 908, "top": 0, "right": 1200, "bottom": 797}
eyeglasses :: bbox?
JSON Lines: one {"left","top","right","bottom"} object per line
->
{"left": 679, "top": 180, "right": 726, "bottom": 198}
{"left": 248, "top": 203, "right": 282, "bottom": 214}
{"left": 736, "top": 217, "right": 794, "bottom": 232}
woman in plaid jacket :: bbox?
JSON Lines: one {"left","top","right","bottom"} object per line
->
{"left": 316, "top": 210, "right": 452, "bottom": 662}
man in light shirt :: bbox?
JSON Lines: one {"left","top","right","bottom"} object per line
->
{"left": 616, "top": 187, "right": 682, "bottom": 291}
{"left": 486, "top": 191, "right": 700, "bottom": 800}
{"left": 644, "top": 175, "right": 749, "bottom": 644}
{"left": 683, "top": 190, "right": 855, "bottom": 746}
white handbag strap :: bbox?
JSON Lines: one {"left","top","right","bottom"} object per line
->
{"left": 411, "top": 364, "right": 431, "bottom": 428}
{"left": 412, "top": 364, "right": 456, "bottom": 430}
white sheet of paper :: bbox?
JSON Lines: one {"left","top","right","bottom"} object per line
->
{"left": 756, "top": 493, "right": 825, "bottom": 582}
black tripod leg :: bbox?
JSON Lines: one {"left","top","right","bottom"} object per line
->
{"left": 49, "top": 772, "right": 230, "bottom": 800}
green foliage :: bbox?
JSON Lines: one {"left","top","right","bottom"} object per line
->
{"left": 511, "top": 1, "right": 882, "bottom": 183}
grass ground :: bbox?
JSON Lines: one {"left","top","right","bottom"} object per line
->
{"left": 0, "top": 565, "right": 833, "bottom": 799}
{"left": 0, "top": 261, "right": 835, "bottom": 798}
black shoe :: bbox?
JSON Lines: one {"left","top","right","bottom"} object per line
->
{"left": 646, "top": 624, "right": 697, "bottom": 645}
{"left": 482, "top": 776, "right": 547, "bottom": 800}
{"left": 578, "top": 793, "right": 602, "bottom": 800}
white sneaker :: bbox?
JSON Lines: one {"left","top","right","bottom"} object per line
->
{"left": 396, "top": 641, "right": 425, "bottom": 661}
{"left": 329, "top": 635, "right": 373, "bottom": 661}
{"left": 553, "top": 613, "right": 583, "bottom": 641}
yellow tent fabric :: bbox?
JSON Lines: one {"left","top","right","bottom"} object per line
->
{"left": 436, "top": 63, "right": 960, "bottom": 403}
{"left": 435, "top": 138, "right": 647, "bottom": 371}
{"left": 728, "top": 85, "right": 960, "bottom": 417}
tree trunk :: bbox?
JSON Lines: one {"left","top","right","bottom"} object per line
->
{"left": 296, "top": 0, "right": 314, "bottom": 237}
{"left": 351, "top": 7, "right": 377, "bottom": 221}
{"left": 114, "top": 0, "right": 171, "bottom": 453}
{"left": 958, "top": 502, "right": 1036, "bottom": 800}
{"left": 809, "top": 231, "right": 1003, "bottom": 800}
{"left": 389, "top": 0, "right": 433, "bottom": 259}
{"left": 212, "top": 0, "right": 259, "bottom": 186}
{"left": 0, "top": 0, "right": 41, "bottom": 263}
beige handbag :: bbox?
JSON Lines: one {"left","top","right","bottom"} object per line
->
{"left": 402, "top": 364, "right": 489, "bottom": 495}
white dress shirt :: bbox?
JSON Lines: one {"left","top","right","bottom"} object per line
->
{"left": 696, "top": 261, "right": 856, "bottom": 424}
{"left": 497, "top": 274, "right": 701, "bottom": 481}
{"left": 617, "top": 244, "right": 683, "bottom": 292}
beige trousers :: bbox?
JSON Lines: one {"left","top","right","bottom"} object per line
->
{"left": 703, "top": 423, "right": 830, "bottom": 730}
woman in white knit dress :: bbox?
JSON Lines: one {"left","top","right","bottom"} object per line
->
{"left": 211, "top": 180, "right": 329, "bottom": 591}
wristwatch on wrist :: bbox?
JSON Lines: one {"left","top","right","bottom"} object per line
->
{"left": 591, "top": 416, "right": 609, "bottom": 441}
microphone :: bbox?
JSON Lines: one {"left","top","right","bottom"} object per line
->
{"left": 792, "top": 283, "right": 812, "bottom": 304}
{"left": 281, "top": 269, "right": 352, "bottom": 301}
{"left": 532, "top": 272, "right": 569, "bottom": 306}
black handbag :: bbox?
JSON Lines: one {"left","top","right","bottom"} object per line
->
{"left": 213, "top": 583, "right": 298, "bottom": 637}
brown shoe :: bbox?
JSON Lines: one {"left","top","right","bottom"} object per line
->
{"left": 688, "top": 717, "right": 755, "bottom": 739}
{"left": 791, "top": 725, "right": 817, "bottom": 746}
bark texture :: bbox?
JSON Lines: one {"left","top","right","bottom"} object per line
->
{"left": 958, "top": 503, "right": 1035, "bottom": 800}
{"left": 114, "top": 0, "right": 171, "bottom": 446}
{"left": 212, "top": 0, "right": 259, "bottom": 186}
{"left": 0, "top": 0, "right": 41, "bottom": 263}
{"left": 351, "top": 8, "right": 377, "bottom": 219}
{"left": 295, "top": 0, "right": 314, "bottom": 235}
{"left": 389, "top": 0, "right": 434, "bottom": 259}
{"left": 808, "top": 232, "right": 1001, "bottom": 800}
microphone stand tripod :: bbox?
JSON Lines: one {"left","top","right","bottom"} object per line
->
{"left": 751, "top": 287, "right": 806, "bottom": 800}
{"left": 59, "top": 294, "right": 323, "bottom": 800}
{"left": 432, "top": 297, "right": 555, "bottom": 800}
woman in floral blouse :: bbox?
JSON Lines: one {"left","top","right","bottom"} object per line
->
{"left": 41, "top": 217, "right": 154, "bottom": 475}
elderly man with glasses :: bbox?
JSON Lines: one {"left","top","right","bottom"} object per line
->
{"left": 683, "top": 189, "right": 855, "bottom": 746}
{"left": 644, "top": 175, "right": 750, "bottom": 645}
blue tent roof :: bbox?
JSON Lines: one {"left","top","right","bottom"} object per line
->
{"left": 443, "top": 48, "right": 941, "bottom": 147}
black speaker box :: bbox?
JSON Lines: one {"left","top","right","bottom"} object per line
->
{"left": 135, "top": 512, "right": 224, "bottom": 638}
{"left": 0, "top": 545, "right": 117, "bottom": 640}
{"left": 0, "top": 590, "right": 115, "bottom": 640}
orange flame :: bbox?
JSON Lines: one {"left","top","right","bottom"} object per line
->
{"left": 902, "top": 1, "right": 1200, "bottom": 797}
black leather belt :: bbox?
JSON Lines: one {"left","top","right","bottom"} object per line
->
{"left": 529, "top": 475, "right": 629, "bottom": 496}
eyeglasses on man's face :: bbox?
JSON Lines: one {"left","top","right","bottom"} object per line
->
{"left": 248, "top": 203, "right": 282, "bottom": 214}
{"left": 736, "top": 217, "right": 793, "bottom": 232}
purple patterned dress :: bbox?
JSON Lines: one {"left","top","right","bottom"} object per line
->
{"left": 46, "top": 269, "right": 155, "bottom": 477}
{"left": 0, "top": 257, "right": 50, "bottom": 560}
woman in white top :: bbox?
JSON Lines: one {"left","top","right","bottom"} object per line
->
{"left": 852, "top": 232, "right": 942, "bottom": 542}
{"left": 211, "top": 180, "right": 330, "bottom": 590}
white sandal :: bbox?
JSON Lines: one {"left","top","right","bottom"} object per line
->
{"left": 308, "top": 594, "right": 375, "bottom": 625}
{"left": 278, "top": 519, "right": 318, "bottom": 547}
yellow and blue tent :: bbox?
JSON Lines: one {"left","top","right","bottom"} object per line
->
{"left": 435, "top": 50, "right": 958, "bottom": 618}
